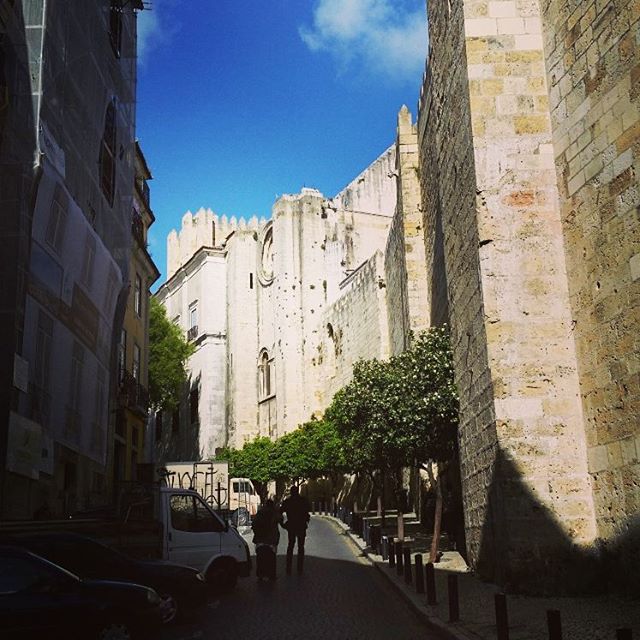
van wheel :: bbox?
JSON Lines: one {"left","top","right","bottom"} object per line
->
{"left": 207, "top": 558, "right": 238, "bottom": 594}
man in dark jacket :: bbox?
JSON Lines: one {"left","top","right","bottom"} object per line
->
{"left": 280, "top": 486, "right": 311, "bottom": 575}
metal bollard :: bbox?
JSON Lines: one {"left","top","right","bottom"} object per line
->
{"left": 403, "top": 547, "right": 412, "bottom": 584}
{"left": 448, "top": 574, "right": 459, "bottom": 622}
{"left": 547, "top": 610, "right": 562, "bottom": 640}
{"left": 495, "top": 593, "right": 509, "bottom": 640}
{"left": 389, "top": 538, "right": 396, "bottom": 568}
{"left": 414, "top": 554, "right": 425, "bottom": 594}
{"left": 381, "top": 536, "right": 389, "bottom": 560}
{"left": 370, "top": 525, "right": 381, "bottom": 553}
{"left": 616, "top": 631, "right": 632, "bottom": 640}
{"left": 425, "top": 562, "right": 437, "bottom": 605}
{"left": 396, "top": 540, "right": 404, "bottom": 576}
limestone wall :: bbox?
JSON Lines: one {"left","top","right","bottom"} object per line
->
{"left": 396, "top": 107, "right": 430, "bottom": 335}
{"left": 384, "top": 209, "right": 410, "bottom": 357}
{"left": 166, "top": 208, "right": 267, "bottom": 279}
{"left": 540, "top": 0, "right": 640, "bottom": 546}
{"left": 419, "top": 0, "right": 599, "bottom": 589}
{"left": 312, "top": 252, "right": 390, "bottom": 409}
{"left": 419, "top": 0, "right": 500, "bottom": 577}
{"left": 225, "top": 230, "right": 260, "bottom": 446}
{"left": 332, "top": 146, "right": 397, "bottom": 215}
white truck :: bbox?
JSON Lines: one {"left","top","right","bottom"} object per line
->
{"left": 1, "top": 485, "right": 252, "bottom": 593}
{"left": 162, "top": 461, "right": 261, "bottom": 516}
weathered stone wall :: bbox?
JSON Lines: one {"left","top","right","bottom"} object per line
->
{"left": 419, "top": 0, "right": 600, "bottom": 589}
{"left": 540, "top": 0, "right": 640, "bottom": 548}
{"left": 312, "top": 252, "right": 390, "bottom": 408}
{"left": 225, "top": 230, "right": 260, "bottom": 446}
{"left": 396, "top": 107, "right": 430, "bottom": 335}
{"left": 419, "top": 0, "right": 500, "bottom": 577}
{"left": 384, "top": 209, "right": 410, "bottom": 357}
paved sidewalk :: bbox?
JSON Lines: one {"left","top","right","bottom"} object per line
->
{"left": 326, "top": 515, "right": 639, "bottom": 640}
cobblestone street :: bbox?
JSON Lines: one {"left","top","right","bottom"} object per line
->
{"left": 162, "top": 516, "right": 444, "bottom": 640}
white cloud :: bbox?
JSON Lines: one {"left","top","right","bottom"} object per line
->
{"left": 300, "top": 0, "right": 427, "bottom": 82}
{"left": 137, "top": 1, "right": 178, "bottom": 62}
{"left": 137, "top": 7, "right": 160, "bottom": 61}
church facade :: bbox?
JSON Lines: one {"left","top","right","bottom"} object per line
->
{"left": 155, "top": 111, "right": 425, "bottom": 460}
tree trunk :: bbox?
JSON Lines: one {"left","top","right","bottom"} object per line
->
{"left": 381, "top": 470, "right": 386, "bottom": 527}
{"left": 395, "top": 469, "right": 405, "bottom": 542}
{"left": 426, "top": 462, "right": 443, "bottom": 563}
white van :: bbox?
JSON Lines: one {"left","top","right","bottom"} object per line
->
{"left": 159, "top": 487, "right": 251, "bottom": 591}
{"left": 229, "top": 478, "right": 261, "bottom": 516}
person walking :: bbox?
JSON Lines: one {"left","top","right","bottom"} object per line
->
{"left": 280, "top": 485, "right": 310, "bottom": 575}
{"left": 252, "top": 499, "right": 281, "bottom": 581}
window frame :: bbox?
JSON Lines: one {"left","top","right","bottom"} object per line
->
{"left": 99, "top": 100, "right": 117, "bottom": 205}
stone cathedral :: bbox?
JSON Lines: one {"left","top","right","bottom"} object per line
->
{"left": 157, "top": 0, "right": 639, "bottom": 593}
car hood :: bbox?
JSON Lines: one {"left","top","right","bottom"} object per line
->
{"left": 81, "top": 578, "right": 155, "bottom": 599}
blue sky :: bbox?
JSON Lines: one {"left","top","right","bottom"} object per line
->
{"left": 136, "top": 0, "right": 428, "bottom": 288}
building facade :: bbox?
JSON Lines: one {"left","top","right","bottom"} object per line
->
{"left": 155, "top": 143, "right": 421, "bottom": 457}
{"left": 0, "top": 0, "right": 144, "bottom": 519}
{"left": 111, "top": 142, "right": 159, "bottom": 490}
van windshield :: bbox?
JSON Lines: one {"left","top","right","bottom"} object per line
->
{"left": 170, "top": 494, "right": 225, "bottom": 533}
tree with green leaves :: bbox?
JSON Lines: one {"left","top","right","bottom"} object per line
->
{"left": 326, "top": 326, "right": 459, "bottom": 550}
{"left": 148, "top": 296, "right": 194, "bottom": 412}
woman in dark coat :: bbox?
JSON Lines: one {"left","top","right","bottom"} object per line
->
{"left": 252, "top": 499, "right": 281, "bottom": 580}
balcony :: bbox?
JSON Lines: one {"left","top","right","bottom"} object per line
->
{"left": 187, "top": 325, "right": 198, "bottom": 341}
{"left": 119, "top": 370, "right": 149, "bottom": 416}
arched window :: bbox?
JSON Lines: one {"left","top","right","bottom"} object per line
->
{"left": 100, "top": 100, "right": 117, "bottom": 205}
{"left": 258, "top": 350, "right": 272, "bottom": 399}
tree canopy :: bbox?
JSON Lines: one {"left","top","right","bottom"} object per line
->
{"left": 148, "top": 296, "right": 194, "bottom": 411}
{"left": 326, "top": 326, "right": 458, "bottom": 477}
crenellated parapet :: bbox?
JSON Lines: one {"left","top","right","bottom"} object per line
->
{"left": 166, "top": 206, "right": 268, "bottom": 279}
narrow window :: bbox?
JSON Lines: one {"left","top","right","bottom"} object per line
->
{"left": 249, "top": 273, "right": 253, "bottom": 289}
{"left": 188, "top": 305, "right": 198, "bottom": 340}
{"left": 132, "top": 343, "right": 140, "bottom": 382}
{"left": 100, "top": 100, "right": 117, "bottom": 205}
{"left": 109, "top": 0, "right": 123, "bottom": 57}
{"left": 259, "top": 350, "right": 271, "bottom": 398}
{"left": 134, "top": 273, "right": 142, "bottom": 316}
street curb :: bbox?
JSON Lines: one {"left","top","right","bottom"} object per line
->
{"left": 319, "top": 515, "right": 481, "bottom": 640}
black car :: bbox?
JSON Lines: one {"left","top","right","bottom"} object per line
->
{"left": 10, "top": 532, "right": 208, "bottom": 624}
{"left": 0, "top": 545, "right": 163, "bottom": 639}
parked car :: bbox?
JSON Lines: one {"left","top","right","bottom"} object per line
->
{"left": 8, "top": 532, "right": 208, "bottom": 624}
{"left": 0, "top": 545, "right": 163, "bottom": 639}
